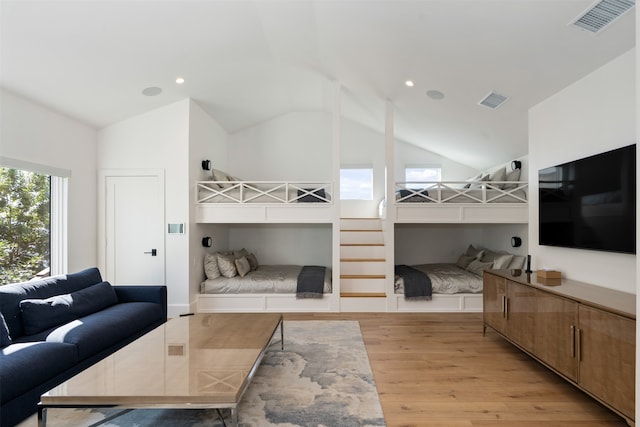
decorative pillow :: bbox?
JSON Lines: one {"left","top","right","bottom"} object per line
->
{"left": 465, "top": 245, "right": 484, "bottom": 260}
{"left": 503, "top": 168, "right": 522, "bottom": 190}
{"left": 217, "top": 253, "right": 237, "bottom": 278}
{"left": 213, "top": 169, "right": 232, "bottom": 189}
{"left": 19, "top": 281, "right": 119, "bottom": 336}
{"left": 508, "top": 255, "right": 526, "bottom": 269}
{"left": 235, "top": 256, "right": 251, "bottom": 277}
{"left": 233, "top": 248, "right": 249, "bottom": 259}
{"left": 481, "top": 249, "right": 499, "bottom": 263}
{"left": 464, "top": 173, "right": 483, "bottom": 189}
{"left": 297, "top": 188, "right": 327, "bottom": 203}
{"left": 247, "top": 252, "right": 259, "bottom": 271}
{"left": 466, "top": 260, "right": 494, "bottom": 277}
{"left": 455, "top": 254, "right": 475, "bottom": 270}
{"left": 204, "top": 253, "right": 221, "bottom": 280}
{"left": 0, "top": 313, "right": 11, "bottom": 347}
{"left": 469, "top": 174, "right": 490, "bottom": 189}
{"left": 489, "top": 167, "right": 506, "bottom": 185}
{"left": 493, "top": 254, "right": 514, "bottom": 269}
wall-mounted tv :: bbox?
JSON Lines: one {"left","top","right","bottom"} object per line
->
{"left": 538, "top": 144, "right": 636, "bottom": 254}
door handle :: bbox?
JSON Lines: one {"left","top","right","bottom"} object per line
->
{"left": 144, "top": 249, "right": 157, "bottom": 256}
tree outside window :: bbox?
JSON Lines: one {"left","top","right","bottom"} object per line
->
{"left": 0, "top": 168, "right": 51, "bottom": 283}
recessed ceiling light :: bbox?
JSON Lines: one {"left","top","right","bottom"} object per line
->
{"left": 142, "top": 87, "right": 162, "bottom": 96}
{"left": 426, "top": 90, "right": 445, "bottom": 100}
{"left": 405, "top": 80, "right": 415, "bottom": 87}
{"left": 176, "top": 77, "right": 185, "bottom": 84}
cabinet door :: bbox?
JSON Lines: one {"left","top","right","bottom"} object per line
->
{"left": 483, "top": 272, "right": 507, "bottom": 334}
{"left": 578, "top": 305, "right": 635, "bottom": 419}
{"left": 505, "top": 282, "right": 536, "bottom": 352}
{"left": 535, "top": 293, "right": 578, "bottom": 381}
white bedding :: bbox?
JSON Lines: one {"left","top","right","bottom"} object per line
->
{"left": 201, "top": 265, "right": 332, "bottom": 294}
{"left": 394, "top": 263, "right": 483, "bottom": 294}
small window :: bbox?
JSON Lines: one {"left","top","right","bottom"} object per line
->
{"left": 405, "top": 165, "right": 441, "bottom": 189}
{"left": 340, "top": 167, "right": 373, "bottom": 200}
{"left": 0, "top": 168, "right": 51, "bottom": 283}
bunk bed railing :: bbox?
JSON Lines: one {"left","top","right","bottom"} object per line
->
{"left": 395, "top": 181, "right": 528, "bottom": 203}
{"left": 196, "top": 181, "right": 333, "bottom": 204}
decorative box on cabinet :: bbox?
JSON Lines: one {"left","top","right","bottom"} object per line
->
{"left": 483, "top": 269, "right": 636, "bottom": 425}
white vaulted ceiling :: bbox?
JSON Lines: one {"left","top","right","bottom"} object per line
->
{"left": 0, "top": 0, "right": 635, "bottom": 169}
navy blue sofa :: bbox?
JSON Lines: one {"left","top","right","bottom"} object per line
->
{"left": 0, "top": 267, "right": 167, "bottom": 426}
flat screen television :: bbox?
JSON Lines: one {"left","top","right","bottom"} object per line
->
{"left": 538, "top": 144, "right": 636, "bottom": 254}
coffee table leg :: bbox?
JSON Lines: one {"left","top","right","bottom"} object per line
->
{"left": 37, "top": 405, "right": 46, "bottom": 427}
{"left": 280, "top": 320, "right": 284, "bottom": 351}
{"left": 231, "top": 407, "right": 238, "bottom": 427}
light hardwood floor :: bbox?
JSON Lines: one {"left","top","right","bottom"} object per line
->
{"left": 284, "top": 312, "right": 629, "bottom": 427}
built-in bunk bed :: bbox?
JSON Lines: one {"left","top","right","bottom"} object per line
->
{"left": 389, "top": 164, "right": 528, "bottom": 223}
{"left": 388, "top": 164, "right": 528, "bottom": 312}
{"left": 195, "top": 168, "right": 337, "bottom": 313}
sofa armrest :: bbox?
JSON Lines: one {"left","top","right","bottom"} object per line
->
{"left": 113, "top": 286, "right": 167, "bottom": 321}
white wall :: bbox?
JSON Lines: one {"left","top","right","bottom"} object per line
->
{"left": 0, "top": 89, "right": 98, "bottom": 273}
{"left": 97, "top": 100, "right": 191, "bottom": 315}
{"left": 229, "top": 111, "right": 332, "bottom": 181}
{"left": 395, "top": 140, "right": 478, "bottom": 182}
{"left": 228, "top": 224, "right": 332, "bottom": 266}
{"left": 188, "top": 100, "right": 230, "bottom": 306}
{"left": 529, "top": 48, "right": 636, "bottom": 292}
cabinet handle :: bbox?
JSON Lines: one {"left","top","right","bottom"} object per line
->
{"left": 570, "top": 325, "right": 575, "bottom": 357}
{"left": 576, "top": 328, "right": 582, "bottom": 362}
{"left": 504, "top": 297, "right": 509, "bottom": 320}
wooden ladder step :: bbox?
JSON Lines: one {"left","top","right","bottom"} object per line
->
{"left": 340, "top": 274, "right": 386, "bottom": 279}
{"left": 340, "top": 292, "right": 387, "bottom": 298}
{"left": 340, "top": 243, "right": 384, "bottom": 247}
{"left": 340, "top": 258, "right": 385, "bottom": 262}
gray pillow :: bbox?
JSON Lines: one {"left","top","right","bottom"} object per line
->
{"left": 489, "top": 167, "right": 506, "bottom": 184}
{"left": 235, "top": 256, "right": 251, "bottom": 277}
{"left": 465, "top": 244, "right": 484, "bottom": 260}
{"left": 204, "top": 253, "right": 221, "bottom": 280}
{"left": 456, "top": 254, "right": 475, "bottom": 269}
{"left": 247, "top": 252, "right": 259, "bottom": 271}
{"left": 466, "top": 260, "right": 494, "bottom": 276}
{"left": 217, "top": 253, "right": 237, "bottom": 278}
{"left": 503, "top": 169, "right": 521, "bottom": 190}
{"left": 507, "top": 255, "right": 526, "bottom": 269}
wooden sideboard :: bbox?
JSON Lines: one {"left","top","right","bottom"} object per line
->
{"left": 483, "top": 269, "right": 636, "bottom": 425}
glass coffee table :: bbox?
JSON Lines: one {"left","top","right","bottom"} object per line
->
{"left": 38, "top": 313, "right": 283, "bottom": 427}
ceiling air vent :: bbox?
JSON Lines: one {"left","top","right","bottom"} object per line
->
{"left": 571, "top": 0, "right": 635, "bottom": 33}
{"left": 478, "top": 91, "right": 509, "bottom": 110}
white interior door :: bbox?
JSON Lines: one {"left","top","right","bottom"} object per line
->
{"left": 102, "top": 171, "right": 165, "bottom": 285}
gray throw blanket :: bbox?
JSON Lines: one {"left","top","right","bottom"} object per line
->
{"left": 296, "top": 265, "right": 326, "bottom": 299}
{"left": 395, "top": 265, "right": 432, "bottom": 300}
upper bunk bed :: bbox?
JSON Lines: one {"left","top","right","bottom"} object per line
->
{"left": 387, "top": 165, "right": 528, "bottom": 224}
{"left": 196, "top": 169, "right": 335, "bottom": 223}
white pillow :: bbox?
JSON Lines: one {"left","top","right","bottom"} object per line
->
{"left": 235, "top": 256, "right": 251, "bottom": 277}
{"left": 213, "top": 169, "right": 232, "bottom": 189}
{"left": 503, "top": 169, "right": 521, "bottom": 190}
{"left": 493, "top": 254, "right": 514, "bottom": 269}
{"left": 217, "top": 253, "right": 237, "bottom": 278}
{"left": 507, "top": 255, "right": 526, "bottom": 269}
{"left": 204, "top": 253, "right": 221, "bottom": 280}
{"left": 489, "top": 167, "right": 506, "bottom": 186}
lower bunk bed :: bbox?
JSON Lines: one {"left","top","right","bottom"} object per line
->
{"left": 392, "top": 246, "right": 526, "bottom": 312}
{"left": 197, "top": 253, "right": 335, "bottom": 312}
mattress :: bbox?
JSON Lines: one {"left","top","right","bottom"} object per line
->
{"left": 394, "top": 263, "right": 483, "bottom": 294}
{"left": 201, "top": 265, "right": 332, "bottom": 294}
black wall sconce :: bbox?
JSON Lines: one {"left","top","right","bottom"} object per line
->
{"left": 511, "top": 160, "right": 522, "bottom": 170}
{"left": 202, "top": 160, "right": 211, "bottom": 171}
{"left": 202, "top": 236, "right": 212, "bottom": 247}
{"left": 511, "top": 236, "right": 522, "bottom": 247}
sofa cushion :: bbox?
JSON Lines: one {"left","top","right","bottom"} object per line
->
{"left": 0, "top": 341, "right": 79, "bottom": 403}
{"left": 46, "top": 302, "right": 164, "bottom": 360}
{"left": 0, "top": 267, "right": 102, "bottom": 339}
{"left": 0, "top": 313, "right": 11, "bottom": 347}
{"left": 19, "top": 281, "right": 119, "bottom": 336}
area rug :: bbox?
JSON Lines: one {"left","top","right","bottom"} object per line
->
{"left": 20, "top": 320, "right": 386, "bottom": 427}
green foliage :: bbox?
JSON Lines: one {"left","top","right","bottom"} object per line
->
{"left": 0, "top": 168, "right": 50, "bottom": 283}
